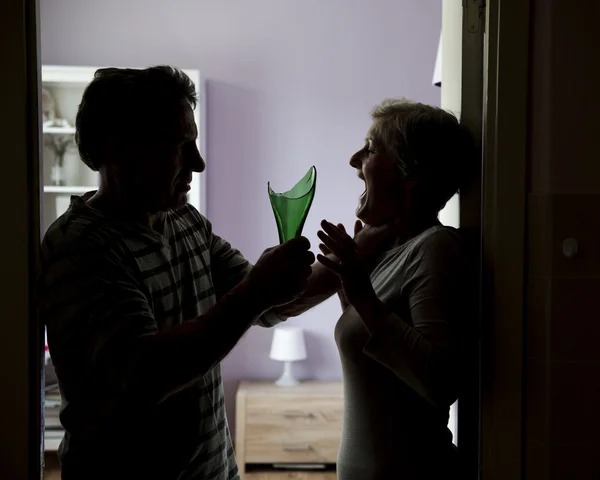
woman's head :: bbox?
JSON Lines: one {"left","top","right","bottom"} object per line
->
{"left": 350, "top": 98, "right": 475, "bottom": 227}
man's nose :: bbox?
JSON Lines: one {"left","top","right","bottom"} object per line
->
{"left": 190, "top": 145, "right": 206, "bottom": 173}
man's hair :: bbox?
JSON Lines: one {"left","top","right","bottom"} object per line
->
{"left": 76, "top": 66, "right": 197, "bottom": 171}
{"left": 369, "top": 98, "right": 476, "bottom": 213}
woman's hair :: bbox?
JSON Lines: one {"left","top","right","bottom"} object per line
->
{"left": 369, "top": 98, "right": 476, "bottom": 214}
{"left": 75, "top": 65, "right": 197, "bottom": 171}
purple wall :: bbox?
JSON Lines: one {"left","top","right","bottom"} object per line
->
{"left": 40, "top": 0, "right": 441, "bottom": 434}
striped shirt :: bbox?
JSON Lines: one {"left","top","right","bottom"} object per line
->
{"left": 39, "top": 194, "right": 282, "bottom": 480}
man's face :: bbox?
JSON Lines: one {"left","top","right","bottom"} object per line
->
{"left": 129, "top": 103, "right": 205, "bottom": 212}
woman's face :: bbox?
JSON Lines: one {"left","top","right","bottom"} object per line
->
{"left": 350, "top": 127, "right": 410, "bottom": 226}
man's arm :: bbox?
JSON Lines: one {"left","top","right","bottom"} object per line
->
{"left": 205, "top": 216, "right": 338, "bottom": 323}
{"left": 273, "top": 255, "right": 341, "bottom": 318}
{"left": 206, "top": 219, "right": 290, "bottom": 327}
{"left": 41, "top": 250, "right": 264, "bottom": 410}
{"left": 140, "top": 234, "right": 312, "bottom": 406}
{"left": 41, "top": 237, "right": 313, "bottom": 414}
{"left": 131, "top": 278, "right": 268, "bottom": 406}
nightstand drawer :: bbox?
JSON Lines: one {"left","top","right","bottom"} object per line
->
{"left": 245, "top": 434, "right": 340, "bottom": 463}
{"left": 245, "top": 395, "right": 342, "bottom": 463}
{"left": 246, "top": 395, "right": 342, "bottom": 432}
{"left": 245, "top": 473, "right": 336, "bottom": 479}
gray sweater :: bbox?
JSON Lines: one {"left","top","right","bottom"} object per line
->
{"left": 335, "top": 225, "right": 468, "bottom": 480}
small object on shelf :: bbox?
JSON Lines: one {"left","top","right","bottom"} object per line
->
{"left": 44, "top": 134, "right": 75, "bottom": 186}
{"left": 269, "top": 327, "right": 307, "bottom": 387}
{"left": 268, "top": 166, "right": 317, "bottom": 244}
{"left": 44, "top": 329, "right": 51, "bottom": 365}
{"left": 50, "top": 161, "right": 65, "bottom": 186}
{"left": 42, "top": 88, "right": 57, "bottom": 124}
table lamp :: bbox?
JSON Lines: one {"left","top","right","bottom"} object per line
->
{"left": 269, "top": 327, "right": 307, "bottom": 386}
{"left": 432, "top": 31, "right": 442, "bottom": 87}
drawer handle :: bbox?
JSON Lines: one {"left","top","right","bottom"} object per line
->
{"left": 282, "top": 444, "right": 311, "bottom": 452}
{"left": 282, "top": 411, "right": 315, "bottom": 419}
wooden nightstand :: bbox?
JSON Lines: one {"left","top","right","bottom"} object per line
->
{"left": 235, "top": 381, "right": 343, "bottom": 479}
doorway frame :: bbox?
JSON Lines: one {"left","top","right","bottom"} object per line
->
{"left": 0, "top": 0, "right": 43, "bottom": 478}
{"left": 0, "top": 0, "right": 531, "bottom": 478}
{"left": 478, "top": 0, "right": 530, "bottom": 478}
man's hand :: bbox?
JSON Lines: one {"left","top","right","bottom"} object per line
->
{"left": 244, "top": 236, "right": 315, "bottom": 311}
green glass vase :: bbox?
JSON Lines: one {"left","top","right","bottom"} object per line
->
{"left": 268, "top": 166, "right": 317, "bottom": 244}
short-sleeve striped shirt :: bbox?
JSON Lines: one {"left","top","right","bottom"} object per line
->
{"left": 39, "top": 194, "right": 282, "bottom": 480}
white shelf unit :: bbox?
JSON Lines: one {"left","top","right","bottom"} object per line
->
{"left": 40, "top": 64, "right": 206, "bottom": 236}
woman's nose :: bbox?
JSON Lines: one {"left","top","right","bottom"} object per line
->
{"left": 349, "top": 151, "right": 362, "bottom": 169}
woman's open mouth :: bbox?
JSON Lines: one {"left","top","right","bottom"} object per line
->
{"left": 358, "top": 174, "right": 367, "bottom": 201}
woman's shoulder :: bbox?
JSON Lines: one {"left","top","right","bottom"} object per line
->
{"left": 374, "top": 225, "right": 467, "bottom": 285}
{"left": 408, "top": 225, "right": 465, "bottom": 256}
{"left": 370, "top": 225, "right": 466, "bottom": 305}
{"left": 385, "top": 225, "right": 465, "bottom": 263}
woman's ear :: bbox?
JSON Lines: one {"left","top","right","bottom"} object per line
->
{"left": 399, "top": 176, "right": 422, "bottom": 215}
{"left": 404, "top": 177, "right": 419, "bottom": 191}
{"left": 402, "top": 177, "right": 420, "bottom": 197}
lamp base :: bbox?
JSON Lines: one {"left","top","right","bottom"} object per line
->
{"left": 274, "top": 361, "right": 299, "bottom": 387}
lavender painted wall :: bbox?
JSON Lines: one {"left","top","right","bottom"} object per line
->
{"left": 40, "top": 0, "right": 441, "bottom": 434}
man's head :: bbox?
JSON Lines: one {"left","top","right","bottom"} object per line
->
{"left": 76, "top": 66, "right": 205, "bottom": 212}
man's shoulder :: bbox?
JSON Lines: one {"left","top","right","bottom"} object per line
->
{"left": 39, "top": 202, "right": 146, "bottom": 280}
{"left": 171, "top": 204, "right": 215, "bottom": 245}
{"left": 42, "top": 206, "right": 121, "bottom": 259}
{"left": 172, "top": 203, "right": 207, "bottom": 228}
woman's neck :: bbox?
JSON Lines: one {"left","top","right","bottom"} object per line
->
{"left": 389, "top": 214, "right": 441, "bottom": 249}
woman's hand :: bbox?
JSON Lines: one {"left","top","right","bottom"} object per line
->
{"left": 316, "top": 219, "right": 378, "bottom": 307}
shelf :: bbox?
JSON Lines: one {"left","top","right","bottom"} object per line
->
{"left": 44, "top": 429, "right": 64, "bottom": 452}
{"left": 42, "top": 65, "right": 99, "bottom": 85}
{"left": 44, "top": 185, "right": 96, "bottom": 194}
{"left": 43, "top": 126, "right": 76, "bottom": 134}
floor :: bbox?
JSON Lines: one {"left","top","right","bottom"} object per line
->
{"left": 44, "top": 452, "right": 61, "bottom": 480}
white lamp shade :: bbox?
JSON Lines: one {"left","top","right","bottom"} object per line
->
{"left": 269, "top": 327, "right": 307, "bottom": 362}
{"left": 432, "top": 31, "right": 442, "bottom": 87}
